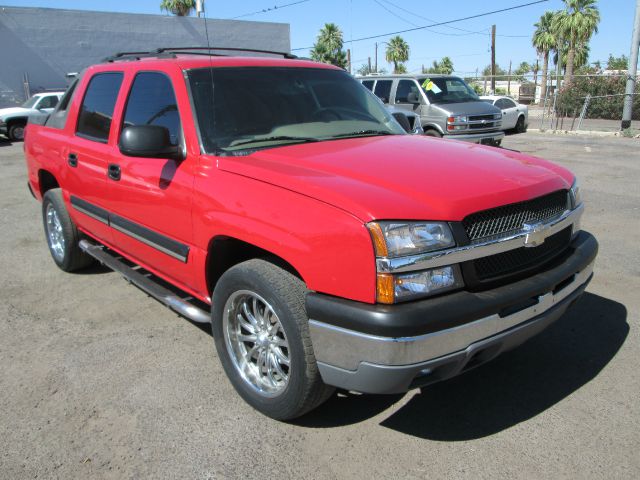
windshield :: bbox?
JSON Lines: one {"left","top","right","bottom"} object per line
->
{"left": 21, "top": 96, "right": 39, "bottom": 109}
{"left": 187, "top": 67, "right": 405, "bottom": 153}
{"left": 417, "top": 77, "right": 480, "bottom": 105}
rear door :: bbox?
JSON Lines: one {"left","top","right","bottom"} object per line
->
{"left": 64, "top": 71, "right": 124, "bottom": 243}
{"left": 104, "top": 70, "right": 196, "bottom": 289}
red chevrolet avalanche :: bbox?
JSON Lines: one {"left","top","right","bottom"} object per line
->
{"left": 24, "top": 49, "right": 597, "bottom": 420}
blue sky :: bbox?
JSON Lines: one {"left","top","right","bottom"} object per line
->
{"left": 1, "top": 0, "right": 633, "bottom": 75}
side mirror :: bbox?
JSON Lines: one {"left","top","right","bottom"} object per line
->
{"left": 407, "top": 91, "right": 420, "bottom": 104}
{"left": 391, "top": 112, "right": 412, "bottom": 133}
{"left": 119, "top": 125, "right": 181, "bottom": 159}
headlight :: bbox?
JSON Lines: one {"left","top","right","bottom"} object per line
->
{"left": 494, "top": 113, "right": 502, "bottom": 120}
{"left": 570, "top": 178, "right": 582, "bottom": 208}
{"left": 447, "top": 115, "right": 467, "bottom": 124}
{"left": 377, "top": 266, "right": 463, "bottom": 303}
{"left": 367, "top": 221, "right": 455, "bottom": 258}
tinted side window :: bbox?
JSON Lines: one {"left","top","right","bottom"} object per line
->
{"left": 122, "top": 72, "right": 181, "bottom": 145}
{"left": 362, "top": 80, "right": 374, "bottom": 91}
{"left": 77, "top": 72, "right": 123, "bottom": 142}
{"left": 373, "top": 80, "right": 392, "bottom": 103}
{"left": 503, "top": 98, "right": 517, "bottom": 108}
{"left": 496, "top": 99, "right": 508, "bottom": 109}
{"left": 395, "top": 80, "right": 418, "bottom": 103}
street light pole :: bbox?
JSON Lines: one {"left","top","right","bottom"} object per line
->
{"left": 622, "top": 0, "right": 640, "bottom": 130}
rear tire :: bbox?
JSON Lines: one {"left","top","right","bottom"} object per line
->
{"left": 212, "top": 259, "right": 334, "bottom": 420}
{"left": 424, "top": 128, "right": 442, "bottom": 138}
{"left": 42, "top": 189, "right": 94, "bottom": 272}
{"left": 8, "top": 122, "right": 26, "bottom": 141}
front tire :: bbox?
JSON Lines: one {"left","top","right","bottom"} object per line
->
{"left": 42, "top": 189, "right": 94, "bottom": 272}
{"left": 424, "top": 128, "right": 442, "bottom": 138}
{"left": 515, "top": 115, "right": 527, "bottom": 133}
{"left": 8, "top": 123, "right": 26, "bottom": 141}
{"left": 212, "top": 259, "right": 334, "bottom": 420}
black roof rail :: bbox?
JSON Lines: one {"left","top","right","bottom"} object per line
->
{"left": 102, "top": 46, "right": 297, "bottom": 63}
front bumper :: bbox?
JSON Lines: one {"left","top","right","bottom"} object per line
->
{"left": 443, "top": 130, "right": 505, "bottom": 143}
{"left": 307, "top": 231, "right": 597, "bottom": 394}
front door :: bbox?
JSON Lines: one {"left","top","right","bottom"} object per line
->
{"left": 104, "top": 71, "right": 196, "bottom": 290}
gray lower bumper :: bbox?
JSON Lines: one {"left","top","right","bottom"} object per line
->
{"left": 444, "top": 131, "right": 505, "bottom": 143}
{"left": 310, "top": 260, "right": 594, "bottom": 394}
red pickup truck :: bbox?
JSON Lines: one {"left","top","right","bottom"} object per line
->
{"left": 24, "top": 48, "right": 597, "bottom": 420}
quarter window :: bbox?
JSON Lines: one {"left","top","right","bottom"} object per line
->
{"left": 373, "top": 80, "right": 392, "bottom": 103}
{"left": 76, "top": 72, "right": 124, "bottom": 142}
{"left": 362, "top": 80, "right": 374, "bottom": 91}
{"left": 122, "top": 72, "right": 181, "bottom": 146}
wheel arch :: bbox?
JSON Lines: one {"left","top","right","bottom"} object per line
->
{"left": 37, "top": 169, "right": 60, "bottom": 197}
{"left": 205, "top": 235, "right": 305, "bottom": 297}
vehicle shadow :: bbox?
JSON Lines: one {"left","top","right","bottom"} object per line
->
{"left": 0, "top": 137, "right": 11, "bottom": 146}
{"left": 295, "top": 292, "right": 628, "bottom": 439}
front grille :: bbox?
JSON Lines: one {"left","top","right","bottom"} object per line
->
{"left": 472, "top": 227, "right": 572, "bottom": 280}
{"left": 463, "top": 190, "right": 569, "bottom": 242}
{"left": 469, "top": 114, "right": 496, "bottom": 121}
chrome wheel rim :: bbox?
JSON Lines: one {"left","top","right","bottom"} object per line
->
{"left": 13, "top": 126, "right": 24, "bottom": 140}
{"left": 45, "top": 203, "right": 65, "bottom": 261}
{"left": 223, "top": 290, "right": 290, "bottom": 397}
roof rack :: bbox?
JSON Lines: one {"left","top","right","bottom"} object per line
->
{"left": 102, "top": 46, "right": 297, "bottom": 63}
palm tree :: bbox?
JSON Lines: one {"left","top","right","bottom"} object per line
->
{"left": 310, "top": 23, "right": 347, "bottom": 68}
{"left": 160, "top": 0, "right": 195, "bottom": 16}
{"left": 553, "top": 0, "right": 600, "bottom": 83}
{"left": 385, "top": 36, "right": 409, "bottom": 74}
{"left": 532, "top": 11, "right": 557, "bottom": 104}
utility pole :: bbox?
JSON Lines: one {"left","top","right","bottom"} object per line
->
{"left": 374, "top": 42, "right": 378, "bottom": 73}
{"left": 491, "top": 25, "right": 496, "bottom": 93}
{"left": 368, "top": 57, "right": 371, "bottom": 74}
{"left": 196, "top": 0, "right": 203, "bottom": 17}
{"left": 347, "top": 49, "right": 351, "bottom": 74}
{"left": 507, "top": 60, "right": 512, "bottom": 96}
{"left": 622, "top": 0, "right": 640, "bottom": 130}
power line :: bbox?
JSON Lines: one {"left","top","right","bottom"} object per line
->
{"left": 231, "top": 0, "right": 310, "bottom": 20}
{"left": 291, "top": 0, "right": 548, "bottom": 51}
{"left": 379, "top": 0, "right": 529, "bottom": 38}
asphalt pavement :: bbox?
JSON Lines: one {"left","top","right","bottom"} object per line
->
{"left": 0, "top": 132, "right": 638, "bottom": 479}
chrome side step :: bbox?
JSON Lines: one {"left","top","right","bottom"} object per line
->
{"left": 79, "top": 239, "right": 210, "bottom": 324}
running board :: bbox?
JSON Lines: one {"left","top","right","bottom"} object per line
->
{"left": 79, "top": 239, "right": 210, "bottom": 324}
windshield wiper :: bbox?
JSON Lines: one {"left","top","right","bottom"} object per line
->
{"left": 330, "top": 130, "right": 395, "bottom": 139}
{"left": 226, "top": 135, "right": 320, "bottom": 149}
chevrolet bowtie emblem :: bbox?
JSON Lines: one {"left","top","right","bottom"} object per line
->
{"left": 523, "top": 221, "right": 549, "bottom": 248}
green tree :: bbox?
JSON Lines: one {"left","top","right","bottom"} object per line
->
{"left": 553, "top": 0, "right": 600, "bottom": 83}
{"left": 555, "top": 40, "right": 590, "bottom": 72}
{"left": 356, "top": 64, "right": 387, "bottom": 75}
{"left": 423, "top": 56, "right": 454, "bottom": 75}
{"left": 607, "top": 54, "right": 629, "bottom": 70}
{"left": 310, "top": 23, "right": 347, "bottom": 69}
{"left": 514, "top": 61, "right": 532, "bottom": 81}
{"left": 482, "top": 64, "right": 507, "bottom": 81}
{"left": 385, "top": 36, "right": 410, "bottom": 74}
{"left": 160, "top": 0, "right": 195, "bottom": 16}
{"left": 533, "top": 11, "right": 558, "bottom": 103}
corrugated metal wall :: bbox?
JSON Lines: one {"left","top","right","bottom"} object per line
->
{"left": 0, "top": 6, "right": 290, "bottom": 107}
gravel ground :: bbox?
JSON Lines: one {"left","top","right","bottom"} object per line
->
{"left": 0, "top": 132, "right": 638, "bottom": 479}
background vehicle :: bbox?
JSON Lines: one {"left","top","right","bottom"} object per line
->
{"left": 24, "top": 49, "right": 596, "bottom": 420}
{"left": 481, "top": 95, "right": 529, "bottom": 133}
{"left": 357, "top": 74, "right": 504, "bottom": 145}
{"left": 0, "top": 92, "right": 64, "bottom": 141}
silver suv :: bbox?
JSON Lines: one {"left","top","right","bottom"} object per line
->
{"left": 356, "top": 74, "right": 504, "bottom": 145}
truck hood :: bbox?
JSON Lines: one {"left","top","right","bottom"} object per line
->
{"left": 431, "top": 100, "right": 500, "bottom": 117}
{"left": 0, "top": 107, "right": 32, "bottom": 119}
{"left": 216, "top": 135, "right": 573, "bottom": 222}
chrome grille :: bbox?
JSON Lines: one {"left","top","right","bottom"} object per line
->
{"left": 463, "top": 190, "right": 570, "bottom": 242}
{"left": 469, "top": 114, "right": 496, "bottom": 121}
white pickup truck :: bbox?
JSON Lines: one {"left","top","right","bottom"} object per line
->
{"left": 0, "top": 92, "right": 64, "bottom": 141}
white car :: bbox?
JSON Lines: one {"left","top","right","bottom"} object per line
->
{"left": 480, "top": 95, "right": 528, "bottom": 133}
{"left": 0, "top": 92, "right": 65, "bottom": 141}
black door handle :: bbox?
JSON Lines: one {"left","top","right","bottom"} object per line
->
{"left": 108, "top": 163, "right": 121, "bottom": 181}
{"left": 68, "top": 153, "right": 78, "bottom": 167}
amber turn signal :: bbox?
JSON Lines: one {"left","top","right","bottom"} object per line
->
{"left": 367, "top": 222, "right": 388, "bottom": 257}
{"left": 376, "top": 273, "right": 395, "bottom": 304}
